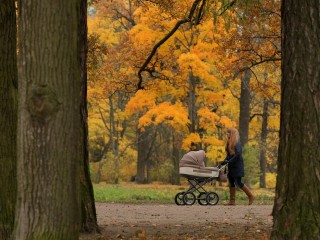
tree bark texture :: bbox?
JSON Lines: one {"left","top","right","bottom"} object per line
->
{"left": 14, "top": 1, "right": 81, "bottom": 239}
{"left": 0, "top": 0, "right": 17, "bottom": 238}
{"left": 272, "top": 1, "right": 320, "bottom": 239}
{"left": 79, "top": 0, "right": 98, "bottom": 233}
{"left": 239, "top": 70, "right": 251, "bottom": 147}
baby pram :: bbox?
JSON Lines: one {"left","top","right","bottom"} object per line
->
{"left": 174, "top": 150, "right": 226, "bottom": 206}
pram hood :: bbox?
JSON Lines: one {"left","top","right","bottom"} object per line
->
{"left": 179, "top": 150, "right": 205, "bottom": 168}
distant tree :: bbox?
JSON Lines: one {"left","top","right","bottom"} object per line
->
{"left": 272, "top": 1, "right": 320, "bottom": 239}
{"left": 238, "top": 70, "right": 252, "bottom": 147}
{"left": 14, "top": 0, "right": 81, "bottom": 239}
{"left": 0, "top": 0, "right": 17, "bottom": 239}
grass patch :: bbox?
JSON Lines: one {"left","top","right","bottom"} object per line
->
{"left": 93, "top": 182, "right": 275, "bottom": 205}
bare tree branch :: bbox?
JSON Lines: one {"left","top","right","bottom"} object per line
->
{"left": 249, "top": 113, "right": 263, "bottom": 121}
{"left": 218, "top": 0, "right": 237, "bottom": 16}
{"left": 137, "top": 0, "right": 204, "bottom": 89}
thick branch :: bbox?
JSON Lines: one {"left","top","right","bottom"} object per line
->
{"left": 234, "top": 57, "right": 281, "bottom": 76}
{"left": 112, "top": 8, "right": 136, "bottom": 28}
{"left": 195, "top": 0, "right": 206, "bottom": 24}
{"left": 249, "top": 113, "right": 263, "bottom": 121}
{"left": 218, "top": 0, "right": 236, "bottom": 16}
{"left": 137, "top": 0, "right": 203, "bottom": 89}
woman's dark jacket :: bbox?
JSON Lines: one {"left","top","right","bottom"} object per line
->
{"left": 223, "top": 141, "right": 244, "bottom": 177}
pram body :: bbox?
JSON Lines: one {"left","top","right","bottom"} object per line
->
{"left": 175, "top": 150, "right": 225, "bottom": 205}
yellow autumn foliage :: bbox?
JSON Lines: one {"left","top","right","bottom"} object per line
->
{"left": 182, "top": 133, "right": 201, "bottom": 151}
{"left": 266, "top": 172, "right": 277, "bottom": 189}
{"left": 87, "top": 0, "right": 281, "bottom": 185}
{"left": 177, "top": 53, "right": 210, "bottom": 80}
{"left": 197, "top": 107, "right": 220, "bottom": 130}
{"left": 138, "top": 101, "right": 190, "bottom": 131}
{"left": 88, "top": 16, "right": 120, "bottom": 45}
{"left": 125, "top": 90, "right": 156, "bottom": 115}
{"left": 220, "top": 115, "right": 236, "bottom": 128}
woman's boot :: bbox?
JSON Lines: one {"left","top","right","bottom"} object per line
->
{"left": 225, "top": 187, "right": 236, "bottom": 205}
{"left": 241, "top": 185, "right": 255, "bottom": 205}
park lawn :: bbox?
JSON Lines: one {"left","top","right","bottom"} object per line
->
{"left": 93, "top": 181, "right": 275, "bottom": 205}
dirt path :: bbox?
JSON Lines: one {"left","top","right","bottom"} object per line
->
{"left": 81, "top": 203, "right": 273, "bottom": 240}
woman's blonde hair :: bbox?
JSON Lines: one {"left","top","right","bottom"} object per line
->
{"left": 225, "top": 127, "right": 240, "bottom": 155}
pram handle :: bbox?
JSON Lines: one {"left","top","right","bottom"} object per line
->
{"left": 217, "top": 163, "right": 228, "bottom": 171}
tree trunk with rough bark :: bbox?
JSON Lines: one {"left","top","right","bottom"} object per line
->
{"left": 272, "top": 1, "right": 320, "bottom": 239}
{"left": 0, "top": 1, "right": 17, "bottom": 238}
{"left": 14, "top": 1, "right": 81, "bottom": 239}
{"left": 79, "top": 0, "right": 98, "bottom": 233}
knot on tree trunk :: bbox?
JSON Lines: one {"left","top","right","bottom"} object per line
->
{"left": 27, "top": 85, "right": 61, "bottom": 123}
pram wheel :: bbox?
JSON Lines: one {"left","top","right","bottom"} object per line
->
{"left": 183, "top": 192, "right": 196, "bottom": 205}
{"left": 174, "top": 192, "right": 185, "bottom": 205}
{"left": 198, "top": 192, "right": 208, "bottom": 205}
{"left": 206, "top": 192, "right": 219, "bottom": 205}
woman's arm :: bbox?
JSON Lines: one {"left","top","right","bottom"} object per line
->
{"left": 219, "top": 156, "right": 229, "bottom": 165}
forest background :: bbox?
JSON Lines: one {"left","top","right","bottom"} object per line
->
{"left": 3, "top": 0, "right": 320, "bottom": 239}
{"left": 87, "top": 0, "right": 281, "bottom": 188}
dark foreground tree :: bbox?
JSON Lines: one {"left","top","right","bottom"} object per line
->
{"left": 79, "top": 0, "right": 99, "bottom": 232}
{"left": 0, "top": 0, "right": 17, "bottom": 239}
{"left": 272, "top": 1, "right": 320, "bottom": 239}
{"left": 14, "top": 0, "right": 81, "bottom": 239}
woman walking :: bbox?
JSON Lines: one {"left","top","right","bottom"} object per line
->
{"left": 221, "top": 127, "right": 255, "bottom": 205}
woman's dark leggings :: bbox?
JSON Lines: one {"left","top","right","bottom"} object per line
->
{"left": 227, "top": 175, "right": 244, "bottom": 188}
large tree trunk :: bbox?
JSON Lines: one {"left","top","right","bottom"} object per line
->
{"left": 0, "top": 1, "right": 17, "bottom": 238}
{"left": 238, "top": 70, "right": 251, "bottom": 146}
{"left": 79, "top": 0, "right": 98, "bottom": 233}
{"left": 14, "top": 1, "right": 81, "bottom": 239}
{"left": 272, "top": 1, "right": 320, "bottom": 239}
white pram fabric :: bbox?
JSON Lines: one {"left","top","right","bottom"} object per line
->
{"left": 179, "top": 150, "right": 219, "bottom": 178}
{"left": 180, "top": 166, "right": 219, "bottom": 178}
{"left": 180, "top": 150, "right": 206, "bottom": 168}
